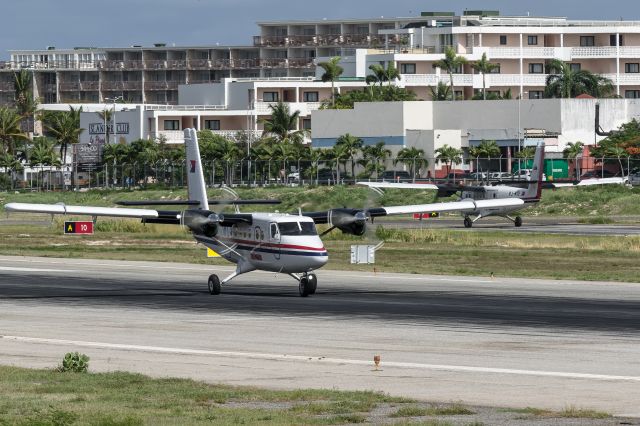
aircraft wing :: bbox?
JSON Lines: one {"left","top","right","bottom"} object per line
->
{"left": 357, "top": 181, "right": 439, "bottom": 190}
{"left": 379, "top": 198, "right": 524, "bottom": 216}
{"left": 550, "top": 177, "right": 628, "bottom": 188}
{"left": 4, "top": 202, "right": 159, "bottom": 219}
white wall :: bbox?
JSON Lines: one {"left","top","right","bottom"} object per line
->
{"left": 178, "top": 83, "right": 227, "bottom": 106}
{"left": 80, "top": 109, "right": 143, "bottom": 145}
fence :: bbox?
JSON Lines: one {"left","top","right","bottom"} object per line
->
{"left": 2, "top": 156, "right": 640, "bottom": 191}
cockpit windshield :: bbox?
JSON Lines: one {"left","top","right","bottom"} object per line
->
{"left": 278, "top": 221, "right": 317, "bottom": 236}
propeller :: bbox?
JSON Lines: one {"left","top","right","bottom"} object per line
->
{"left": 182, "top": 209, "right": 223, "bottom": 237}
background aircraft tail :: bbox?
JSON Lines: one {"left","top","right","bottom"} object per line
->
{"left": 184, "top": 128, "right": 209, "bottom": 210}
{"left": 524, "top": 143, "right": 545, "bottom": 200}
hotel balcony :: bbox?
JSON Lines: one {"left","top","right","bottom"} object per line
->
{"left": 59, "top": 81, "right": 81, "bottom": 91}
{"left": 474, "top": 46, "right": 640, "bottom": 61}
{"left": 80, "top": 81, "right": 100, "bottom": 91}
{"left": 253, "top": 101, "right": 321, "bottom": 115}
{"left": 400, "top": 73, "right": 549, "bottom": 89}
{"left": 150, "top": 129, "right": 262, "bottom": 144}
{"left": 144, "top": 81, "right": 182, "bottom": 90}
{"left": 0, "top": 81, "right": 15, "bottom": 92}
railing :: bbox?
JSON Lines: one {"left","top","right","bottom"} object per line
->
{"left": 485, "top": 74, "right": 548, "bottom": 86}
{"left": 144, "top": 104, "right": 227, "bottom": 111}
{"left": 603, "top": 73, "right": 640, "bottom": 85}
{"left": 400, "top": 74, "right": 473, "bottom": 86}
{"left": 144, "top": 81, "right": 183, "bottom": 90}
{"left": 80, "top": 81, "right": 100, "bottom": 91}
{"left": 253, "top": 101, "right": 320, "bottom": 115}
{"left": 59, "top": 82, "right": 80, "bottom": 91}
{"left": 475, "top": 46, "right": 562, "bottom": 59}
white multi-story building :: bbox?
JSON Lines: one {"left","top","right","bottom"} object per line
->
{"left": 2, "top": 10, "right": 640, "bottom": 106}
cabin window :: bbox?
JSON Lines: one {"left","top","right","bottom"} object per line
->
{"left": 278, "top": 221, "right": 317, "bottom": 236}
{"left": 270, "top": 223, "right": 279, "bottom": 238}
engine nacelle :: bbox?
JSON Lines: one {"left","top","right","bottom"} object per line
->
{"left": 329, "top": 208, "right": 368, "bottom": 236}
{"left": 182, "top": 210, "right": 221, "bottom": 238}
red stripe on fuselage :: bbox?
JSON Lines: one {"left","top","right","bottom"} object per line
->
{"left": 221, "top": 237, "right": 326, "bottom": 252}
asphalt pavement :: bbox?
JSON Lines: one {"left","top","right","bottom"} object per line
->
{"left": 0, "top": 256, "right": 639, "bottom": 416}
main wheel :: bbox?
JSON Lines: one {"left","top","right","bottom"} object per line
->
{"left": 298, "top": 277, "right": 312, "bottom": 297}
{"left": 464, "top": 217, "right": 473, "bottom": 228}
{"left": 515, "top": 216, "right": 523, "bottom": 227}
{"left": 208, "top": 274, "right": 221, "bottom": 295}
{"left": 307, "top": 273, "right": 317, "bottom": 295}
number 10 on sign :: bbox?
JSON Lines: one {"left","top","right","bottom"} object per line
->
{"left": 64, "top": 221, "right": 94, "bottom": 235}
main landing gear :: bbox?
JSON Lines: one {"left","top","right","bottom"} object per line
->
{"left": 463, "top": 215, "right": 523, "bottom": 228}
{"left": 208, "top": 274, "right": 221, "bottom": 295}
{"left": 206, "top": 271, "right": 318, "bottom": 297}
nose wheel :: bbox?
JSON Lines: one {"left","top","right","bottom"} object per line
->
{"left": 515, "top": 216, "right": 523, "bottom": 227}
{"left": 464, "top": 217, "right": 473, "bottom": 228}
{"left": 298, "top": 273, "right": 318, "bottom": 297}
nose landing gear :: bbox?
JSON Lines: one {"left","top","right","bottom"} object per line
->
{"left": 298, "top": 272, "right": 318, "bottom": 297}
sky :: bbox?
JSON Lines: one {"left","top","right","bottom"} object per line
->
{"left": 2, "top": 0, "right": 639, "bottom": 59}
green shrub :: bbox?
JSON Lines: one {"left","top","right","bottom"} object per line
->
{"left": 59, "top": 352, "right": 90, "bottom": 373}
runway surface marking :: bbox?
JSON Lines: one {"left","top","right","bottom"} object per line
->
{"left": 0, "top": 266, "right": 77, "bottom": 273}
{"left": 4, "top": 335, "right": 640, "bottom": 383}
{"left": 0, "top": 257, "right": 493, "bottom": 283}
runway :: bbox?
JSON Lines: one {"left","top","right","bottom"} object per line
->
{"left": 1, "top": 256, "right": 639, "bottom": 416}
{"left": 378, "top": 216, "right": 640, "bottom": 236}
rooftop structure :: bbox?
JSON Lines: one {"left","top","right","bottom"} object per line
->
{"left": 2, "top": 11, "right": 639, "bottom": 106}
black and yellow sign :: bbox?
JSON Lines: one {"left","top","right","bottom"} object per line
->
{"left": 413, "top": 212, "right": 440, "bottom": 219}
{"left": 64, "top": 221, "right": 94, "bottom": 235}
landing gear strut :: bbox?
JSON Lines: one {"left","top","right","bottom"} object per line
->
{"left": 297, "top": 272, "right": 317, "bottom": 297}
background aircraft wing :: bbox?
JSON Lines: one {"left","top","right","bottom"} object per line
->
{"left": 550, "top": 177, "right": 628, "bottom": 188}
{"left": 4, "top": 202, "right": 159, "bottom": 219}
{"left": 357, "top": 181, "right": 439, "bottom": 190}
{"left": 379, "top": 198, "right": 524, "bottom": 216}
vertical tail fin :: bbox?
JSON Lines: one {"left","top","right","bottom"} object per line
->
{"left": 184, "top": 128, "right": 209, "bottom": 210}
{"left": 524, "top": 143, "right": 545, "bottom": 200}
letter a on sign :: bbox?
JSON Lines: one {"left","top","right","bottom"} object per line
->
{"left": 67, "top": 223, "right": 74, "bottom": 233}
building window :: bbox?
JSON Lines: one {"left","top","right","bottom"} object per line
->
{"left": 302, "top": 119, "right": 311, "bottom": 130}
{"left": 204, "top": 120, "right": 220, "bottom": 130}
{"left": 263, "top": 91, "right": 279, "bottom": 102}
{"left": 528, "top": 63, "right": 544, "bottom": 74}
{"left": 527, "top": 35, "right": 538, "bottom": 45}
{"left": 569, "top": 63, "right": 581, "bottom": 72}
{"left": 625, "top": 63, "right": 639, "bottom": 73}
{"left": 452, "top": 64, "right": 463, "bottom": 74}
{"left": 163, "top": 120, "right": 179, "bottom": 130}
{"left": 400, "top": 63, "right": 416, "bottom": 74}
{"left": 499, "top": 35, "right": 507, "bottom": 45}
{"left": 580, "top": 36, "right": 595, "bottom": 47}
{"left": 303, "top": 91, "right": 319, "bottom": 102}
{"left": 610, "top": 34, "right": 624, "bottom": 46}
{"left": 529, "top": 91, "right": 544, "bottom": 99}
{"left": 489, "top": 63, "right": 501, "bottom": 74}
{"left": 625, "top": 90, "right": 640, "bottom": 99}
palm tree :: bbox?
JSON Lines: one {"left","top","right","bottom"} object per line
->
{"left": 367, "top": 62, "right": 400, "bottom": 87}
{"left": 469, "top": 140, "right": 500, "bottom": 177}
{"left": 471, "top": 53, "right": 499, "bottom": 100}
{"left": 318, "top": 56, "right": 344, "bottom": 107}
{"left": 394, "top": 147, "right": 428, "bottom": 181}
{"left": 13, "top": 70, "right": 38, "bottom": 131}
{"left": 606, "top": 145, "right": 629, "bottom": 177}
{"left": 29, "top": 138, "right": 60, "bottom": 190}
{"left": 43, "top": 106, "right": 84, "bottom": 165}
{"left": 435, "top": 144, "right": 463, "bottom": 179}
{"left": 0, "top": 107, "right": 28, "bottom": 157}
{"left": 260, "top": 102, "right": 305, "bottom": 144}
{"left": 428, "top": 82, "right": 452, "bottom": 101}
{"left": 214, "top": 136, "right": 243, "bottom": 185}
{"left": 563, "top": 141, "right": 585, "bottom": 179}
{"left": 545, "top": 59, "right": 615, "bottom": 98}
{"left": 360, "top": 141, "right": 391, "bottom": 179}
{"left": 335, "top": 133, "right": 363, "bottom": 179}
{"left": 432, "top": 46, "right": 467, "bottom": 101}
{"left": 97, "top": 109, "right": 114, "bottom": 144}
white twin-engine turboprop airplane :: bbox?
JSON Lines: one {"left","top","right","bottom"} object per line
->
{"left": 5, "top": 129, "right": 530, "bottom": 296}
{"left": 359, "top": 143, "right": 546, "bottom": 228}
